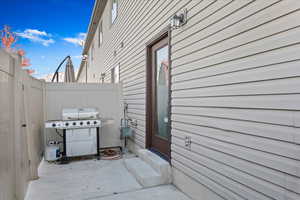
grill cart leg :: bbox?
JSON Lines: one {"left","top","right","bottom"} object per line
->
{"left": 96, "top": 127, "right": 100, "bottom": 160}
{"left": 60, "top": 129, "right": 69, "bottom": 164}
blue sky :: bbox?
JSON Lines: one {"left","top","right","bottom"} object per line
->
{"left": 1, "top": 0, "right": 95, "bottom": 78}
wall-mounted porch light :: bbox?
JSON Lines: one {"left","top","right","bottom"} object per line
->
{"left": 82, "top": 54, "right": 88, "bottom": 61}
{"left": 82, "top": 55, "right": 88, "bottom": 83}
{"left": 170, "top": 9, "right": 188, "bottom": 29}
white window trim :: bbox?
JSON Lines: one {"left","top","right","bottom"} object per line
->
{"left": 111, "top": 64, "right": 120, "bottom": 83}
{"left": 98, "top": 21, "right": 103, "bottom": 47}
{"left": 111, "top": 0, "right": 118, "bottom": 25}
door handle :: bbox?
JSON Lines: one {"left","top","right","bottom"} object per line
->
{"left": 164, "top": 117, "right": 168, "bottom": 123}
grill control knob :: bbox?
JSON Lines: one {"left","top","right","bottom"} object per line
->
{"left": 65, "top": 123, "right": 69, "bottom": 126}
{"left": 94, "top": 121, "right": 97, "bottom": 125}
{"left": 73, "top": 122, "right": 76, "bottom": 126}
{"left": 52, "top": 123, "right": 56, "bottom": 127}
{"left": 80, "top": 122, "right": 83, "bottom": 125}
{"left": 87, "top": 121, "right": 90, "bottom": 125}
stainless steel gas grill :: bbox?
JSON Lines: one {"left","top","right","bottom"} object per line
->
{"left": 45, "top": 108, "right": 102, "bottom": 162}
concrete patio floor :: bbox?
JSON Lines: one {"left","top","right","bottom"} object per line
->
{"left": 25, "top": 158, "right": 191, "bottom": 200}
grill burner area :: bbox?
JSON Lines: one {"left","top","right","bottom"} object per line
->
{"left": 45, "top": 119, "right": 101, "bottom": 129}
{"left": 45, "top": 108, "right": 102, "bottom": 161}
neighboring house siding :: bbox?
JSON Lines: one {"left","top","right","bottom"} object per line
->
{"left": 79, "top": 0, "right": 300, "bottom": 199}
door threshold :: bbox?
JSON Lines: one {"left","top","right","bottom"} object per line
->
{"left": 148, "top": 148, "right": 170, "bottom": 162}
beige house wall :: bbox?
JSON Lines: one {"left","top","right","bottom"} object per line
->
{"left": 77, "top": 0, "right": 300, "bottom": 200}
{"left": 0, "top": 49, "right": 44, "bottom": 200}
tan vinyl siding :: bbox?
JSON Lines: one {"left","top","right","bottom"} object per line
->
{"left": 78, "top": 0, "right": 300, "bottom": 199}
{"left": 94, "top": 0, "right": 194, "bottom": 148}
{"left": 171, "top": 0, "right": 300, "bottom": 199}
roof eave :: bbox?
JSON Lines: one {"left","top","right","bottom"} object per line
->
{"left": 83, "top": 0, "right": 107, "bottom": 55}
{"left": 76, "top": 0, "right": 107, "bottom": 81}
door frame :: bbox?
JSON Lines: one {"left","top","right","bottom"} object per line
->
{"left": 145, "top": 27, "right": 171, "bottom": 160}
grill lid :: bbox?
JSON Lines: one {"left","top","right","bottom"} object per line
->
{"left": 62, "top": 108, "right": 99, "bottom": 120}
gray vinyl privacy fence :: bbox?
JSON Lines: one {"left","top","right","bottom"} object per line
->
{"left": 0, "top": 49, "right": 44, "bottom": 200}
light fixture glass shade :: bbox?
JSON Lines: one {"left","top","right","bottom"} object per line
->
{"left": 175, "top": 16, "right": 180, "bottom": 27}
{"left": 170, "top": 17, "right": 175, "bottom": 28}
{"left": 170, "top": 9, "right": 187, "bottom": 29}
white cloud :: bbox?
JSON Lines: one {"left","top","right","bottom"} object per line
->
{"left": 16, "top": 29, "right": 54, "bottom": 46}
{"left": 64, "top": 38, "right": 83, "bottom": 46}
{"left": 72, "top": 55, "right": 82, "bottom": 59}
{"left": 25, "top": 29, "right": 47, "bottom": 36}
{"left": 79, "top": 33, "right": 87, "bottom": 38}
{"left": 63, "top": 33, "right": 86, "bottom": 46}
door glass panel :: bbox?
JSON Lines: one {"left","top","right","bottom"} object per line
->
{"left": 155, "top": 45, "right": 169, "bottom": 139}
